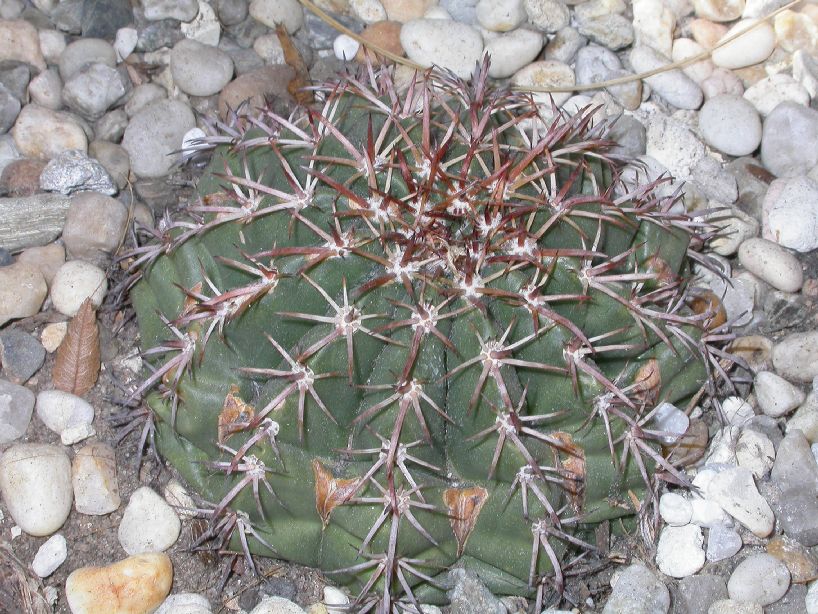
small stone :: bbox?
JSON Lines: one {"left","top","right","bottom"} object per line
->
{"left": 708, "top": 466, "right": 774, "bottom": 537}
{"left": 17, "top": 243, "right": 65, "bottom": 287}
{"left": 61, "top": 422, "right": 95, "bottom": 445}
{"left": 705, "top": 425, "right": 739, "bottom": 465}
{"left": 170, "top": 39, "right": 233, "bottom": 97}
{"left": 355, "top": 21, "right": 404, "bottom": 64}
{"left": 163, "top": 479, "right": 196, "bottom": 519}
{"left": 728, "top": 553, "right": 791, "bottom": 606}
{"left": 125, "top": 83, "right": 167, "bottom": 118}
{"left": 49, "top": 260, "right": 107, "bottom": 317}
{"left": 762, "top": 102, "right": 818, "bottom": 180}
{"left": 761, "top": 180, "right": 816, "bottom": 256}
{"left": 41, "top": 322, "right": 67, "bottom": 353}
{"left": 523, "top": 0, "right": 569, "bottom": 33}
{"left": 11, "top": 105, "right": 87, "bottom": 160}
{"left": 744, "top": 74, "right": 810, "bottom": 118}
{"left": 774, "top": 332, "right": 818, "bottom": 384}
{"left": 633, "top": 0, "right": 676, "bottom": 57}
{"left": 218, "top": 65, "right": 294, "bottom": 120}
{"left": 39, "top": 150, "right": 117, "bottom": 196}
{"left": 32, "top": 533, "right": 67, "bottom": 578}
{"left": 248, "top": 0, "right": 303, "bottom": 33}
{"left": 735, "top": 429, "right": 775, "bottom": 478}
{"left": 602, "top": 563, "right": 670, "bottom": 614}
{"left": 95, "top": 109, "right": 129, "bottom": 143}
{"left": 0, "top": 329, "right": 44, "bottom": 384}
{"left": 701, "top": 67, "right": 745, "bottom": 99}
{"left": 476, "top": 0, "right": 526, "bottom": 32}
{"left": 768, "top": 535, "right": 818, "bottom": 584}
{"left": 35, "top": 389, "right": 94, "bottom": 436}
{"left": 544, "top": 26, "right": 586, "bottom": 63}
{"left": 63, "top": 64, "right": 131, "bottom": 121}
{"left": 630, "top": 45, "right": 703, "bottom": 109}
{"left": 350, "top": 0, "right": 387, "bottom": 23}
{"left": 694, "top": 0, "right": 744, "bottom": 21}
{"left": 0, "top": 443, "right": 72, "bottom": 536}
{"left": 0, "top": 158, "right": 46, "bottom": 196}
{"left": 707, "top": 206, "right": 758, "bottom": 256}
{"left": 37, "top": 29, "right": 66, "bottom": 65}
{"left": 122, "top": 99, "right": 196, "bottom": 178}
{"left": 88, "top": 141, "right": 130, "bottom": 190}
{"left": 333, "top": 34, "right": 360, "bottom": 61}
{"left": 0, "top": 378, "right": 34, "bottom": 444}
{"left": 62, "top": 192, "right": 129, "bottom": 264}
{"left": 771, "top": 429, "right": 818, "bottom": 497}
{"left": 755, "top": 371, "right": 804, "bottom": 418}
{"left": 382, "top": 0, "right": 438, "bottom": 22}
{"left": 737, "top": 238, "right": 802, "bottom": 293}
{"left": 651, "top": 401, "right": 689, "bottom": 444}
{"left": 0, "top": 83, "right": 20, "bottom": 134}
{"left": 72, "top": 441, "right": 120, "bottom": 515}
{"left": 673, "top": 37, "right": 714, "bottom": 83}
{"left": 66, "top": 553, "right": 173, "bottom": 614}
{"left": 447, "top": 568, "right": 505, "bottom": 614}
{"left": 181, "top": 0, "right": 221, "bottom": 45}
{"left": 711, "top": 19, "right": 776, "bottom": 69}
{"left": 706, "top": 525, "right": 743, "bottom": 562}
{"left": 698, "top": 95, "right": 761, "bottom": 156}
{"left": 793, "top": 50, "right": 818, "bottom": 99}
{"left": 576, "top": 13, "right": 633, "bottom": 50}
{"left": 58, "top": 38, "right": 117, "bottom": 82}
{"left": 155, "top": 593, "right": 212, "bottom": 614}
{"left": 114, "top": 27, "right": 138, "bottom": 61}
{"left": 788, "top": 395, "right": 818, "bottom": 443}
{"left": 27, "top": 69, "right": 63, "bottom": 111}
{"left": 676, "top": 575, "right": 729, "bottom": 614}
{"left": 659, "top": 492, "right": 692, "bottom": 526}
{"left": 511, "top": 60, "right": 575, "bottom": 108}
{"left": 708, "top": 599, "right": 762, "bottom": 614}
{"left": 142, "top": 0, "right": 199, "bottom": 21}
{"left": 775, "top": 9, "right": 818, "bottom": 55}
{"left": 118, "top": 486, "right": 181, "bottom": 555}
{"left": 0, "top": 20, "right": 46, "bottom": 71}
{"left": 0, "top": 262, "right": 47, "bottom": 326}
{"left": 250, "top": 596, "right": 307, "bottom": 614}
{"left": 656, "top": 524, "right": 705, "bottom": 578}
{"left": 323, "top": 586, "right": 349, "bottom": 612}
{"left": 400, "top": 19, "right": 483, "bottom": 79}
{"left": 484, "top": 28, "right": 543, "bottom": 79}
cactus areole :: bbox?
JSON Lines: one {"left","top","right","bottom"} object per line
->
{"left": 130, "top": 63, "right": 721, "bottom": 611}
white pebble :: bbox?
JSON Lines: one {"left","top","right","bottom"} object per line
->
{"left": 323, "top": 585, "right": 349, "bottom": 612}
{"left": 118, "top": 487, "right": 181, "bottom": 555}
{"left": 155, "top": 593, "right": 212, "bottom": 614}
{"left": 650, "top": 401, "right": 689, "bottom": 444}
{"left": 655, "top": 524, "right": 705, "bottom": 578}
{"left": 706, "top": 524, "right": 742, "bottom": 562}
{"left": 72, "top": 442, "right": 120, "bottom": 516}
{"left": 698, "top": 94, "right": 761, "bottom": 156}
{"left": 400, "top": 19, "right": 484, "bottom": 79}
{"left": 744, "top": 73, "right": 810, "bottom": 117}
{"left": 484, "top": 28, "right": 543, "bottom": 79}
{"left": 711, "top": 18, "right": 776, "bottom": 69}
{"left": 719, "top": 398, "right": 756, "bottom": 428}
{"left": 61, "top": 422, "right": 96, "bottom": 445}
{"left": 708, "top": 466, "right": 774, "bottom": 537}
{"left": 727, "top": 553, "right": 790, "bottom": 605}
{"left": 32, "top": 534, "right": 67, "bottom": 577}
{"left": 50, "top": 260, "right": 107, "bottom": 317}
{"left": 333, "top": 34, "right": 360, "bottom": 61}
{"left": 659, "top": 492, "right": 692, "bottom": 526}
{"left": 735, "top": 428, "right": 775, "bottom": 478}
{"left": 762, "top": 176, "right": 818, "bottom": 253}
{"left": 250, "top": 597, "right": 306, "bottom": 614}
{"left": 114, "top": 27, "right": 138, "bottom": 62}
{"left": 737, "top": 237, "right": 802, "bottom": 293}
{"left": 476, "top": 0, "right": 527, "bottom": 32}
{"left": 35, "top": 390, "right": 94, "bottom": 437}
{"left": 754, "top": 371, "right": 805, "bottom": 418}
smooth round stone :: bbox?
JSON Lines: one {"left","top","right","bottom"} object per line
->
{"left": 708, "top": 466, "right": 774, "bottom": 537}
{"left": 0, "top": 20, "right": 46, "bottom": 71}
{"left": 27, "top": 68, "right": 63, "bottom": 110}
{"left": 524, "top": 0, "right": 570, "bottom": 33}
{"left": 323, "top": 586, "right": 349, "bottom": 609}
{"left": 170, "top": 39, "right": 234, "bottom": 97}
{"left": 11, "top": 104, "right": 87, "bottom": 160}
{"left": 708, "top": 600, "right": 762, "bottom": 614}
{"left": 32, "top": 533, "right": 67, "bottom": 577}
{"left": 673, "top": 37, "right": 714, "bottom": 84}
{"left": 711, "top": 19, "right": 775, "bottom": 69}
{"left": 476, "top": 0, "right": 527, "bottom": 31}
{"left": 118, "top": 486, "right": 181, "bottom": 555}
{"left": 728, "top": 553, "right": 790, "bottom": 605}
{"left": 400, "top": 19, "right": 484, "bottom": 79}
{"left": 142, "top": 0, "right": 199, "bottom": 20}
{"left": 63, "top": 63, "right": 131, "bottom": 121}
{"left": 659, "top": 492, "right": 693, "bottom": 526}
{"left": 350, "top": 0, "right": 387, "bottom": 23}
{"left": 0, "top": 443, "right": 72, "bottom": 536}
{"left": 754, "top": 370, "right": 805, "bottom": 418}
{"left": 511, "top": 60, "right": 575, "bottom": 108}
{"left": 737, "top": 237, "right": 802, "bottom": 293}
{"left": 761, "top": 102, "right": 818, "bottom": 179}
{"left": 698, "top": 95, "right": 761, "bottom": 156}
{"left": 484, "top": 28, "right": 543, "bottom": 78}
{"left": 694, "top": 0, "right": 744, "bottom": 21}
{"left": 774, "top": 332, "right": 818, "bottom": 384}
{"left": 701, "top": 67, "right": 744, "bottom": 99}
{"left": 155, "top": 593, "right": 212, "bottom": 614}
{"left": 122, "top": 99, "right": 195, "bottom": 178}
{"left": 72, "top": 442, "right": 120, "bottom": 515}
{"left": 114, "top": 27, "right": 138, "bottom": 61}
{"left": 58, "top": 38, "right": 116, "bottom": 82}
{"left": 0, "top": 378, "right": 34, "bottom": 444}
{"left": 735, "top": 429, "right": 775, "bottom": 478}
{"left": 35, "top": 389, "right": 94, "bottom": 436}
{"left": 630, "top": 45, "right": 703, "bottom": 109}
{"left": 248, "top": 0, "right": 304, "bottom": 33}
{"left": 656, "top": 524, "right": 706, "bottom": 578}
{"left": 17, "top": 243, "right": 65, "bottom": 287}
{"left": 744, "top": 74, "right": 810, "bottom": 117}
{"left": 125, "top": 83, "right": 167, "bottom": 118}
{"left": 706, "top": 525, "right": 742, "bottom": 562}
{"left": 50, "top": 260, "right": 107, "bottom": 317}
{"left": 765, "top": 176, "right": 818, "bottom": 253}
{"left": 250, "top": 597, "right": 307, "bottom": 614}
{"left": 602, "top": 563, "right": 670, "bottom": 614}
{"left": 66, "top": 553, "right": 173, "bottom": 614}
{"left": 333, "top": 34, "right": 360, "bottom": 61}
{"left": 0, "top": 262, "right": 47, "bottom": 327}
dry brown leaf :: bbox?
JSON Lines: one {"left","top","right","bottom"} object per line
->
{"left": 276, "top": 24, "right": 314, "bottom": 106}
{"left": 53, "top": 298, "right": 100, "bottom": 396}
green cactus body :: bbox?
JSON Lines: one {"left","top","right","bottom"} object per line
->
{"left": 130, "top": 66, "right": 715, "bottom": 611}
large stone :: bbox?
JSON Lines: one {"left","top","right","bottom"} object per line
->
{"left": 400, "top": 19, "right": 484, "bottom": 79}
{"left": 62, "top": 192, "right": 129, "bottom": 264}
{"left": 11, "top": 105, "right": 87, "bottom": 160}
{"left": 762, "top": 176, "right": 818, "bottom": 252}
{"left": 0, "top": 378, "right": 35, "bottom": 444}
{"left": 0, "top": 262, "right": 48, "bottom": 326}
{"left": 0, "top": 20, "right": 46, "bottom": 71}
{"left": 63, "top": 63, "right": 131, "bottom": 121}
{"left": 170, "top": 39, "right": 234, "bottom": 97}
{"left": 72, "top": 442, "right": 120, "bottom": 515}
{"left": 761, "top": 102, "right": 818, "bottom": 178}
{"left": 122, "top": 99, "right": 195, "bottom": 178}
{"left": 773, "top": 331, "right": 818, "bottom": 383}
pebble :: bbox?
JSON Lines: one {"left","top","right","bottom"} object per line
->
{"left": 744, "top": 74, "right": 810, "bottom": 118}
{"left": 774, "top": 332, "right": 818, "bottom": 384}
{"left": 728, "top": 553, "right": 791, "bottom": 606}
{"left": 72, "top": 441, "right": 120, "bottom": 515}
{"left": 0, "top": 262, "right": 47, "bottom": 326}
{"left": 400, "top": 19, "right": 483, "bottom": 79}
{"left": 114, "top": 27, "right": 138, "bottom": 61}
{"left": 708, "top": 206, "right": 759, "bottom": 256}
{"left": 633, "top": 0, "right": 675, "bottom": 57}
{"left": 576, "top": 13, "right": 633, "bottom": 50}
{"left": 250, "top": 597, "right": 307, "bottom": 614}
{"left": 181, "top": 0, "right": 221, "bottom": 45}
{"left": 94, "top": 109, "right": 129, "bottom": 142}
{"left": 355, "top": 21, "right": 404, "bottom": 64}
{"left": 88, "top": 141, "right": 130, "bottom": 190}
{"left": 793, "top": 50, "right": 818, "bottom": 99}
{"left": 448, "top": 568, "right": 506, "bottom": 614}
{"left": 708, "top": 600, "right": 762, "bottom": 614}
{"left": 706, "top": 525, "right": 743, "bottom": 562}
{"left": 0, "top": 20, "right": 46, "bottom": 71}
{"left": 708, "top": 466, "right": 774, "bottom": 537}
{"left": 63, "top": 193, "right": 127, "bottom": 265}
{"left": 511, "top": 60, "right": 575, "bottom": 108}
{"left": 350, "top": 0, "right": 387, "bottom": 23}
{"left": 656, "top": 524, "right": 706, "bottom": 578}
{"left": 476, "top": 0, "right": 526, "bottom": 31}
{"left": 651, "top": 401, "right": 689, "bottom": 444}
{"left": 602, "top": 563, "right": 670, "bottom": 614}
{"left": 771, "top": 429, "right": 818, "bottom": 497}
{"left": 332, "top": 34, "right": 359, "bottom": 62}
{"left": 39, "top": 149, "right": 117, "bottom": 196}
{"left": 63, "top": 64, "right": 131, "bottom": 122}
{"left": 125, "top": 83, "right": 167, "bottom": 118}
{"left": 789, "top": 395, "right": 818, "bottom": 443}
{"left": 672, "top": 37, "right": 713, "bottom": 83}
{"left": 382, "top": 0, "right": 438, "bottom": 22}
{"left": 677, "top": 575, "right": 729, "bottom": 614}
{"left": 118, "top": 486, "right": 181, "bottom": 555}
{"left": 630, "top": 45, "right": 703, "bottom": 110}
{"left": 755, "top": 371, "right": 805, "bottom": 418}
{"left": 17, "top": 243, "right": 65, "bottom": 287}
{"left": 0, "top": 329, "right": 45, "bottom": 383}
{"left": 142, "top": 0, "right": 199, "bottom": 21}
{"left": 35, "top": 389, "right": 94, "bottom": 437}
{"left": 49, "top": 260, "right": 107, "bottom": 317}
{"left": 156, "top": 593, "right": 212, "bottom": 614}
{"left": 248, "top": 0, "right": 303, "bottom": 33}
{"left": 711, "top": 19, "right": 776, "bottom": 69}
{"left": 323, "top": 586, "right": 349, "bottom": 612}
{"left": 0, "top": 378, "right": 34, "bottom": 444}
{"left": 761, "top": 102, "right": 818, "bottom": 179}
{"left": 524, "top": 0, "right": 569, "bottom": 33}
{"left": 0, "top": 83, "right": 20, "bottom": 133}
{"left": 737, "top": 238, "right": 803, "bottom": 293}
{"left": 735, "top": 429, "right": 775, "bottom": 478}
{"left": 0, "top": 443, "right": 73, "bottom": 536}
{"left": 698, "top": 94, "right": 761, "bottom": 156}
{"left": 768, "top": 535, "right": 818, "bottom": 584}
{"left": 484, "top": 28, "right": 543, "bottom": 78}
{"left": 32, "top": 533, "right": 67, "bottom": 577}
{"left": 170, "top": 39, "right": 234, "bottom": 97}
{"left": 27, "top": 68, "right": 63, "bottom": 110}
{"left": 58, "top": 38, "right": 116, "bottom": 82}
{"left": 776, "top": 488, "right": 818, "bottom": 546}
{"left": 65, "top": 553, "right": 173, "bottom": 614}
{"left": 122, "top": 99, "right": 195, "bottom": 178}
{"left": 694, "top": 0, "right": 744, "bottom": 21}
{"left": 761, "top": 176, "right": 818, "bottom": 254}
{"left": 659, "top": 491, "right": 692, "bottom": 526}
{"left": 11, "top": 104, "right": 88, "bottom": 160}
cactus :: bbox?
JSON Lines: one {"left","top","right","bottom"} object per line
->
{"left": 129, "top": 63, "right": 724, "bottom": 612}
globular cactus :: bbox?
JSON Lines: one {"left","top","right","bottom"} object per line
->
{"left": 129, "top": 63, "right": 725, "bottom": 612}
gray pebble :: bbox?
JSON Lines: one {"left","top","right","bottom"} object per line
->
{"left": 771, "top": 429, "right": 818, "bottom": 497}
{"left": 122, "top": 98, "right": 195, "bottom": 178}
{"left": 603, "top": 563, "right": 670, "bottom": 614}
{"left": 136, "top": 17, "right": 185, "bottom": 52}
{"left": 94, "top": 109, "right": 129, "bottom": 143}
{"left": 727, "top": 553, "right": 790, "bottom": 606}
{"left": 575, "top": 44, "right": 621, "bottom": 87}
{"left": 39, "top": 149, "right": 117, "bottom": 196}
{"left": 447, "top": 568, "right": 505, "bottom": 614}
{"left": 607, "top": 114, "right": 647, "bottom": 158}
{"left": 58, "top": 37, "right": 116, "bottom": 81}
{"left": 0, "top": 62, "right": 31, "bottom": 101}
{"left": 630, "top": 44, "right": 703, "bottom": 110}
{"left": 88, "top": 140, "right": 130, "bottom": 189}
{"left": 170, "top": 38, "right": 234, "bottom": 97}
{"left": 63, "top": 63, "right": 131, "bottom": 121}
{"left": 142, "top": 0, "right": 199, "bottom": 21}
{"left": 699, "top": 94, "right": 762, "bottom": 156}
{"left": 674, "top": 574, "right": 728, "bottom": 614}
{"left": 0, "top": 329, "right": 45, "bottom": 383}
{"left": 0, "top": 83, "right": 20, "bottom": 134}
{"left": 28, "top": 68, "right": 63, "bottom": 110}
{"left": 124, "top": 83, "right": 167, "bottom": 118}
{"left": 761, "top": 102, "right": 818, "bottom": 178}
{"left": 0, "top": 378, "right": 35, "bottom": 444}
{"left": 217, "top": 0, "right": 247, "bottom": 26}
{"left": 544, "top": 26, "right": 587, "bottom": 63}
{"left": 51, "top": 0, "right": 83, "bottom": 34}
{"left": 62, "top": 191, "right": 129, "bottom": 264}
{"left": 576, "top": 13, "right": 633, "bottom": 50}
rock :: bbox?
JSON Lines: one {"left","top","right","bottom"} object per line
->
{"left": 248, "top": 0, "right": 303, "bottom": 33}
{"left": 705, "top": 424, "right": 739, "bottom": 465}
{"left": 35, "top": 389, "right": 94, "bottom": 436}
{"left": 72, "top": 441, "right": 120, "bottom": 515}
{"left": 0, "top": 83, "right": 20, "bottom": 134}
{"left": 707, "top": 206, "right": 758, "bottom": 256}
{"left": 771, "top": 429, "right": 818, "bottom": 496}
{"left": 0, "top": 158, "right": 46, "bottom": 196}
{"left": 744, "top": 74, "right": 810, "bottom": 118}
{"left": 125, "top": 83, "right": 167, "bottom": 118}
{"left": 793, "top": 50, "right": 818, "bottom": 99}
{"left": 0, "top": 378, "right": 34, "bottom": 444}
{"left": 38, "top": 29, "right": 66, "bottom": 65}
{"left": 673, "top": 37, "right": 714, "bottom": 83}
{"left": 659, "top": 492, "right": 692, "bottom": 526}
{"left": 706, "top": 525, "right": 743, "bottom": 562}
{"left": 11, "top": 105, "right": 87, "bottom": 160}
{"left": 333, "top": 34, "right": 359, "bottom": 61}
{"left": 354, "top": 21, "right": 404, "bottom": 64}
{"left": 156, "top": 593, "right": 212, "bottom": 614}
{"left": 32, "top": 533, "right": 67, "bottom": 578}
{"left": 249, "top": 597, "right": 307, "bottom": 614}
{"left": 633, "top": 0, "right": 675, "bottom": 57}
{"left": 676, "top": 575, "right": 728, "bottom": 614}
{"left": 511, "top": 60, "right": 575, "bottom": 108}
{"left": 476, "top": 0, "right": 526, "bottom": 31}
{"left": 656, "top": 524, "right": 705, "bottom": 578}
{"left": 708, "top": 600, "right": 762, "bottom": 614}
{"left": 181, "top": 0, "right": 221, "bottom": 45}
{"left": 0, "top": 262, "right": 47, "bottom": 326}
{"left": 575, "top": 13, "right": 633, "bottom": 50}
{"left": 114, "top": 27, "right": 138, "bottom": 61}
{"left": 0, "top": 329, "right": 44, "bottom": 383}
{"left": 631, "top": 45, "right": 703, "bottom": 109}
{"left": 217, "top": 64, "right": 294, "bottom": 120}
{"left": 484, "top": 28, "right": 543, "bottom": 79}
{"left": 118, "top": 486, "right": 181, "bottom": 555}
{"left": 65, "top": 553, "right": 173, "bottom": 614}
{"left": 768, "top": 535, "right": 818, "bottom": 584}
{"left": 602, "top": 563, "right": 670, "bottom": 614}
{"left": 0, "top": 20, "right": 46, "bottom": 71}
{"left": 170, "top": 39, "right": 234, "bottom": 97}
{"left": 400, "top": 19, "right": 483, "bottom": 79}
{"left": 651, "top": 401, "right": 689, "bottom": 444}
{"left": 95, "top": 109, "right": 129, "bottom": 143}
{"left": 58, "top": 38, "right": 116, "bottom": 82}
{"left": 708, "top": 466, "right": 774, "bottom": 537}
{"left": 728, "top": 553, "right": 791, "bottom": 606}
{"left": 698, "top": 95, "right": 761, "bottom": 156}
{"left": 323, "top": 586, "right": 349, "bottom": 612}
{"left": 63, "top": 64, "right": 131, "bottom": 121}
{"left": 88, "top": 141, "right": 129, "bottom": 190}
{"left": 28, "top": 69, "right": 63, "bottom": 111}
{"left": 122, "top": 99, "right": 195, "bottom": 178}
{"left": 761, "top": 102, "right": 818, "bottom": 179}
{"left": 0, "top": 443, "right": 72, "bottom": 536}
{"left": 447, "top": 568, "right": 505, "bottom": 614}
{"left": 694, "top": 0, "right": 744, "bottom": 21}
{"left": 350, "top": 0, "right": 387, "bottom": 23}
{"left": 81, "top": 0, "right": 132, "bottom": 38}
{"left": 789, "top": 394, "right": 818, "bottom": 443}
{"left": 382, "top": 0, "right": 438, "bottom": 22}
{"left": 762, "top": 176, "right": 818, "bottom": 253}
{"left": 49, "top": 260, "right": 107, "bottom": 317}
{"left": 62, "top": 192, "right": 129, "bottom": 264}
{"left": 755, "top": 371, "right": 805, "bottom": 418}
{"left": 690, "top": 496, "right": 731, "bottom": 528}
{"left": 39, "top": 150, "right": 117, "bottom": 196}
{"left": 776, "top": 489, "right": 818, "bottom": 546}
{"left": 774, "top": 332, "right": 818, "bottom": 384}
{"left": 711, "top": 19, "right": 776, "bottom": 69}
{"left": 52, "top": 0, "right": 84, "bottom": 35}
{"left": 735, "top": 429, "right": 775, "bottom": 478}
{"left": 17, "top": 243, "right": 65, "bottom": 286}
{"left": 142, "top": 0, "right": 199, "bottom": 21}
{"left": 524, "top": 0, "right": 569, "bottom": 33}
{"left": 737, "top": 238, "right": 802, "bottom": 293}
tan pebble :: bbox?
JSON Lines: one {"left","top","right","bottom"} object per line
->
{"left": 767, "top": 535, "right": 818, "bottom": 583}
{"left": 0, "top": 20, "right": 46, "bottom": 71}
{"left": 0, "top": 158, "right": 47, "bottom": 196}
{"left": 689, "top": 18, "right": 728, "bottom": 48}
{"left": 0, "top": 262, "right": 47, "bottom": 327}
{"left": 775, "top": 10, "right": 818, "bottom": 55}
{"left": 355, "top": 21, "right": 404, "bottom": 64}
{"left": 665, "top": 419, "right": 708, "bottom": 467}
{"left": 40, "top": 322, "right": 67, "bottom": 353}
{"left": 728, "top": 335, "right": 773, "bottom": 372}
{"left": 17, "top": 243, "right": 66, "bottom": 287}
{"left": 11, "top": 104, "right": 87, "bottom": 160}
{"left": 65, "top": 553, "right": 173, "bottom": 614}
{"left": 381, "top": 0, "right": 437, "bottom": 22}
{"left": 218, "top": 65, "right": 295, "bottom": 122}
{"left": 693, "top": 0, "right": 744, "bottom": 23}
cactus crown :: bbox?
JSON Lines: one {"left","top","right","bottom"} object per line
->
{"left": 129, "top": 62, "right": 722, "bottom": 612}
